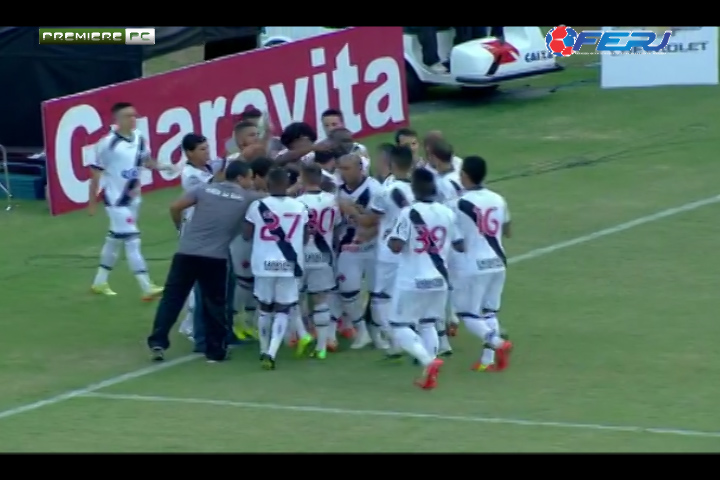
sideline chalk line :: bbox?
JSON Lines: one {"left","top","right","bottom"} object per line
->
{"left": 1, "top": 194, "right": 719, "bottom": 425}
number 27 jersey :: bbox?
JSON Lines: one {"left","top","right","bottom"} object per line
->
{"left": 296, "top": 191, "right": 341, "bottom": 269}
{"left": 452, "top": 188, "right": 510, "bottom": 276}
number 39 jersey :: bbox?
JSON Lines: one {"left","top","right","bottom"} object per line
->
{"left": 296, "top": 191, "right": 341, "bottom": 269}
{"left": 451, "top": 187, "right": 510, "bottom": 276}
{"left": 388, "top": 201, "right": 460, "bottom": 291}
{"left": 246, "top": 196, "right": 309, "bottom": 278}
{"left": 368, "top": 178, "right": 415, "bottom": 264}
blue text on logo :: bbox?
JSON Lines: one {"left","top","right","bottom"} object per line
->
{"left": 121, "top": 168, "right": 139, "bottom": 180}
{"left": 573, "top": 30, "right": 672, "bottom": 52}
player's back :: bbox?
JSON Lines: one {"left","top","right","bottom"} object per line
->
{"left": 249, "top": 195, "right": 308, "bottom": 277}
{"left": 453, "top": 188, "right": 509, "bottom": 275}
{"left": 395, "top": 201, "right": 456, "bottom": 291}
{"left": 373, "top": 178, "right": 415, "bottom": 263}
{"left": 296, "top": 191, "right": 340, "bottom": 268}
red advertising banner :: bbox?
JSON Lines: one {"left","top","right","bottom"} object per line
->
{"left": 42, "top": 26, "right": 408, "bottom": 215}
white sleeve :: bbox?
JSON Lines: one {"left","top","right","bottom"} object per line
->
{"left": 92, "top": 136, "right": 111, "bottom": 170}
{"left": 387, "top": 208, "right": 411, "bottom": 242}
{"left": 368, "top": 187, "right": 386, "bottom": 214}
{"left": 503, "top": 197, "right": 511, "bottom": 222}
{"left": 245, "top": 201, "right": 259, "bottom": 224}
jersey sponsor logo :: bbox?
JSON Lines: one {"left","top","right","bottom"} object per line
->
{"left": 415, "top": 277, "right": 444, "bottom": 289}
{"left": 121, "top": 168, "right": 140, "bottom": 180}
{"left": 264, "top": 260, "right": 294, "bottom": 272}
{"left": 42, "top": 27, "right": 408, "bottom": 216}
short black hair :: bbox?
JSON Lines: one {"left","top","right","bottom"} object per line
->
{"left": 181, "top": 133, "right": 207, "bottom": 152}
{"left": 267, "top": 167, "right": 290, "bottom": 189}
{"left": 411, "top": 167, "right": 437, "bottom": 199}
{"left": 234, "top": 120, "right": 257, "bottom": 134}
{"left": 427, "top": 139, "right": 454, "bottom": 163}
{"left": 239, "top": 107, "right": 262, "bottom": 120}
{"left": 462, "top": 155, "right": 488, "bottom": 185}
{"left": 225, "top": 160, "right": 251, "bottom": 181}
{"left": 302, "top": 163, "right": 324, "bottom": 185}
{"left": 321, "top": 108, "right": 343, "bottom": 119}
{"left": 389, "top": 145, "right": 413, "bottom": 170}
{"left": 280, "top": 122, "right": 317, "bottom": 148}
{"left": 249, "top": 157, "right": 274, "bottom": 179}
{"left": 314, "top": 149, "right": 338, "bottom": 165}
{"left": 394, "top": 128, "right": 417, "bottom": 145}
{"left": 377, "top": 143, "right": 395, "bottom": 155}
{"left": 111, "top": 102, "right": 133, "bottom": 114}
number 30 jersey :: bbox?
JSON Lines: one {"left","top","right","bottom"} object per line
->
{"left": 451, "top": 187, "right": 510, "bottom": 276}
{"left": 246, "top": 196, "right": 309, "bottom": 278}
{"left": 296, "top": 191, "right": 341, "bottom": 270}
{"left": 388, "top": 201, "right": 460, "bottom": 291}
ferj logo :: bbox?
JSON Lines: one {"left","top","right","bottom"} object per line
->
{"left": 39, "top": 28, "right": 156, "bottom": 45}
{"left": 545, "top": 26, "right": 673, "bottom": 56}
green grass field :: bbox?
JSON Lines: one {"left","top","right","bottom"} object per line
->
{"left": 2, "top": 47, "right": 720, "bottom": 452}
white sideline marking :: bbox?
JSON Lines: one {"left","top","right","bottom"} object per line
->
{"left": 0, "top": 194, "right": 719, "bottom": 423}
{"left": 83, "top": 392, "right": 720, "bottom": 439}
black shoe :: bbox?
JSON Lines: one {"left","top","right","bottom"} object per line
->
{"left": 150, "top": 346, "right": 165, "bottom": 362}
{"left": 260, "top": 353, "right": 276, "bottom": 370}
{"left": 439, "top": 350, "right": 454, "bottom": 357}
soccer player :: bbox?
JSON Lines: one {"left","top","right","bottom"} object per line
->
{"left": 226, "top": 121, "right": 260, "bottom": 161}
{"left": 274, "top": 122, "right": 319, "bottom": 166}
{"left": 423, "top": 131, "right": 463, "bottom": 173}
{"left": 336, "top": 154, "right": 385, "bottom": 349}
{"left": 328, "top": 128, "right": 371, "bottom": 175}
{"left": 224, "top": 108, "right": 284, "bottom": 158}
{"left": 451, "top": 155, "right": 513, "bottom": 372}
{"left": 243, "top": 168, "right": 309, "bottom": 370}
{"left": 88, "top": 102, "right": 175, "bottom": 300}
{"left": 177, "top": 133, "right": 227, "bottom": 340}
{"left": 375, "top": 143, "right": 395, "bottom": 185}
{"left": 320, "top": 108, "right": 370, "bottom": 157}
{"left": 395, "top": 128, "right": 422, "bottom": 165}
{"left": 296, "top": 164, "right": 342, "bottom": 359}
{"left": 353, "top": 145, "right": 415, "bottom": 354}
{"left": 386, "top": 168, "right": 462, "bottom": 389}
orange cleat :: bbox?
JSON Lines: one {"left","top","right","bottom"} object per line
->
{"left": 414, "top": 358, "right": 444, "bottom": 390}
{"left": 447, "top": 323, "right": 459, "bottom": 337}
{"left": 327, "top": 341, "right": 339, "bottom": 352}
{"left": 340, "top": 327, "right": 356, "bottom": 339}
{"left": 494, "top": 341, "right": 514, "bottom": 371}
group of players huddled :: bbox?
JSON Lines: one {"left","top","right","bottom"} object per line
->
{"left": 90, "top": 103, "right": 512, "bottom": 390}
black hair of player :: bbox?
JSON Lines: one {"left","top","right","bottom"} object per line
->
{"left": 389, "top": 145, "right": 413, "bottom": 171}
{"left": 302, "top": 163, "right": 324, "bottom": 186}
{"left": 181, "top": 133, "right": 207, "bottom": 152}
{"left": 249, "top": 157, "right": 274, "bottom": 179}
{"left": 462, "top": 155, "right": 488, "bottom": 185}
{"left": 411, "top": 167, "right": 437, "bottom": 200}
{"left": 280, "top": 122, "right": 317, "bottom": 148}
{"left": 239, "top": 107, "right": 262, "bottom": 120}
{"left": 321, "top": 108, "right": 343, "bottom": 119}
{"left": 314, "top": 149, "right": 338, "bottom": 165}
{"left": 233, "top": 120, "right": 257, "bottom": 134}
{"left": 377, "top": 142, "right": 395, "bottom": 155}
{"left": 267, "top": 167, "right": 290, "bottom": 193}
{"left": 111, "top": 102, "right": 133, "bottom": 114}
{"left": 226, "top": 160, "right": 251, "bottom": 181}
{"left": 394, "top": 128, "right": 417, "bottom": 145}
{"left": 427, "top": 139, "right": 454, "bottom": 163}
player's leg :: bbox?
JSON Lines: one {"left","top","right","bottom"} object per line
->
{"left": 306, "top": 266, "right": 336, "bottom": 359}
{"left": 446, "top": 254, "right": 461, "bottom": 337}
{"left": 90, "top": 208, "right": 126, "bottom": 295}
{"left": 389, "top": 290, "right": 443, "bottom": 389}
{"left": 264, "top": 277, "right": 300, "bottom": 367}
{"left": 417, "top": 290, "right": 447, "bottom": 359}
{"left": 326, "top": 286, "right": 342, "bottom": 350}
{"left": 370, "top": 261, "right": 396, "bottom": 352}
{"left": 336, "top": 252, "right": 370, "bottom": 349}
{"left": 478, "top": 270, "right": 512, "bottom": 370}
{"left": 253, "top": 277, "right": 275, "bottom": 365}
{"left": 290, "top": 279, "right": 312, "bottom": 355}
{"left": 229, "top": 237, "right": 257, "bottom": 339}
{"left": 179, "top": 290, "right": 195, "bottom": 339}
{"left": 363, "top": 258, "right": 388, "bottom": 350}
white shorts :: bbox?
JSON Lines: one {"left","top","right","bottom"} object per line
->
{"left": 336, "top": 251, "right": 375, "bottom": 293}
{"left": 303, "top": 266, "right": 336, "bottom": 294}
{"left": 106, "top": 205, "right": 139, "bottom": 236}
{"left": 229, "top": 236, "right": 253, "bottom": 282}
{"left": 451, "top": 270, "right": 506, "bottom": 316}
{"left": 391, "top": 289, "right": 448, "bottom": 325}
{"left": 254, "top": 276, "right": 300, "bottom": 306}
{"left": 373, "top": 261, "right": 398, "bottom": 296}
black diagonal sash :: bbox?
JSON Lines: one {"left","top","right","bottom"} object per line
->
{"left": 408, "top": 208, "right": 450, "bottom": 286}
{"left": 314, "top": 230, "right": 333, "bottom": 267}
{"left": 457, "top": 198, "right": 507, "bottom": 266}
{"left": 257, "top": 201, "right": 303, "bottom": 277}
{"left": 338, "top": 185, "right": 371, "bottom": 250}
{"left": 390, "top": 187, "right": 410, "bottom": 209}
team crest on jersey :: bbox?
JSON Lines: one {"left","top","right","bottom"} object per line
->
{"left": 121, "top": 168, "right": 139, "bottom": 180}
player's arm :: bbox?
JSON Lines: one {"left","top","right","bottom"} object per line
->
{"left": 449, "top": 211, "right": 465, "bottom": 252}
{"left": 208, "top": 158, "right": 227, "bottom": 182}
{"left": 88, "top": 138, "right": 109, "bottom": 216}
{"left": 139, "top": 136, "right": 179, "bottom": 173}
{"left": 387, "top": 210, "right": 411, "bottom": 254}
{"left": 242, "top": 201, "right": 259, "bottom": 241}
{"left": 301, "top": 207, "right": 311, "bottom": 244}
{"left": 169, "top": 190, "right": 198, "bottom": 231}
{"left": 503, "top": 200, "right": 512, "bottom": 238}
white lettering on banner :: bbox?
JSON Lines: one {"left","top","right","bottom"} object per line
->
{"left": 43, "top": 27, "right": 408, "bottom": 215}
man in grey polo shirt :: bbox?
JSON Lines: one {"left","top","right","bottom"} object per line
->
{"left": 147, "top": 161, "right": 264, "bottom": 362}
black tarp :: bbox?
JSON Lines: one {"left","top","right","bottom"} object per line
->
{"left": 0, "top": 26, "right": 261, "bottom": 148}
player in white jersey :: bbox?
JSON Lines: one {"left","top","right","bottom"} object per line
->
{"left": 425, "top": 138, "right": 465, "bottom": 350}
{"left": 177, "top": 134, "right": 226, "bottom": 339}
{"left": 423, "top": 131, "right": 463, "bottom": 174}
{"left": 375, "top": 143, "right": 395, "bottom": 185}
{"left": 244, "top": 168, "right": 309, "bottom": 370}
{"left": 336, "top": 154, "right": 385, "bottom": 349}
{"left": 320, "top": 109, "right": 370, "bottom": 158}
{"left": 451, "top": 155, "right": 513, "bottom": 372}
{"left": 296, "top": 164, "right": 342, "bottom": 359}
{"left": 88, "top": 102, "right": 177, "bottom": 300}
{"left": 386, "top": 169, "right": 463, "bottom": 389}
{"left": 355, "top": 145, "right": 415, "bottom": 355}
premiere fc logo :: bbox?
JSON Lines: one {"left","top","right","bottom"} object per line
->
{"left": 545, "top": 26, "right": 579, "bottom": 57}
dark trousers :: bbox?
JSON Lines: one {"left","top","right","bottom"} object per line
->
{"left": 416, "top": 27, "right": 441, "bottom": 66}
{"left": 192, "top": 259, "right": 238, "bottom": 352}
{"left": 147, "top": 253, "right": 229, "bottom": 361}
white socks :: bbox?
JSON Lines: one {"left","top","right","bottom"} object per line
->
{"left": 419, "top": 322, "right": 439, "bottom": 358}
{"left": 312, "top": 302, "right": 331, "bottom": 352}
{"left": 392, "top": 326, "right": 434, "bottom": 367}
{"left": 124, "top": 237, "right": 151, "bottom": 291}
{"left": 258, "top": 311, "right": 273, "bottom": 355}
{"left": 93, "top": 236, "right": 121, "bottom": 285}
{"left": 268, "top": 312, "right": 289, "bottom": 359}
